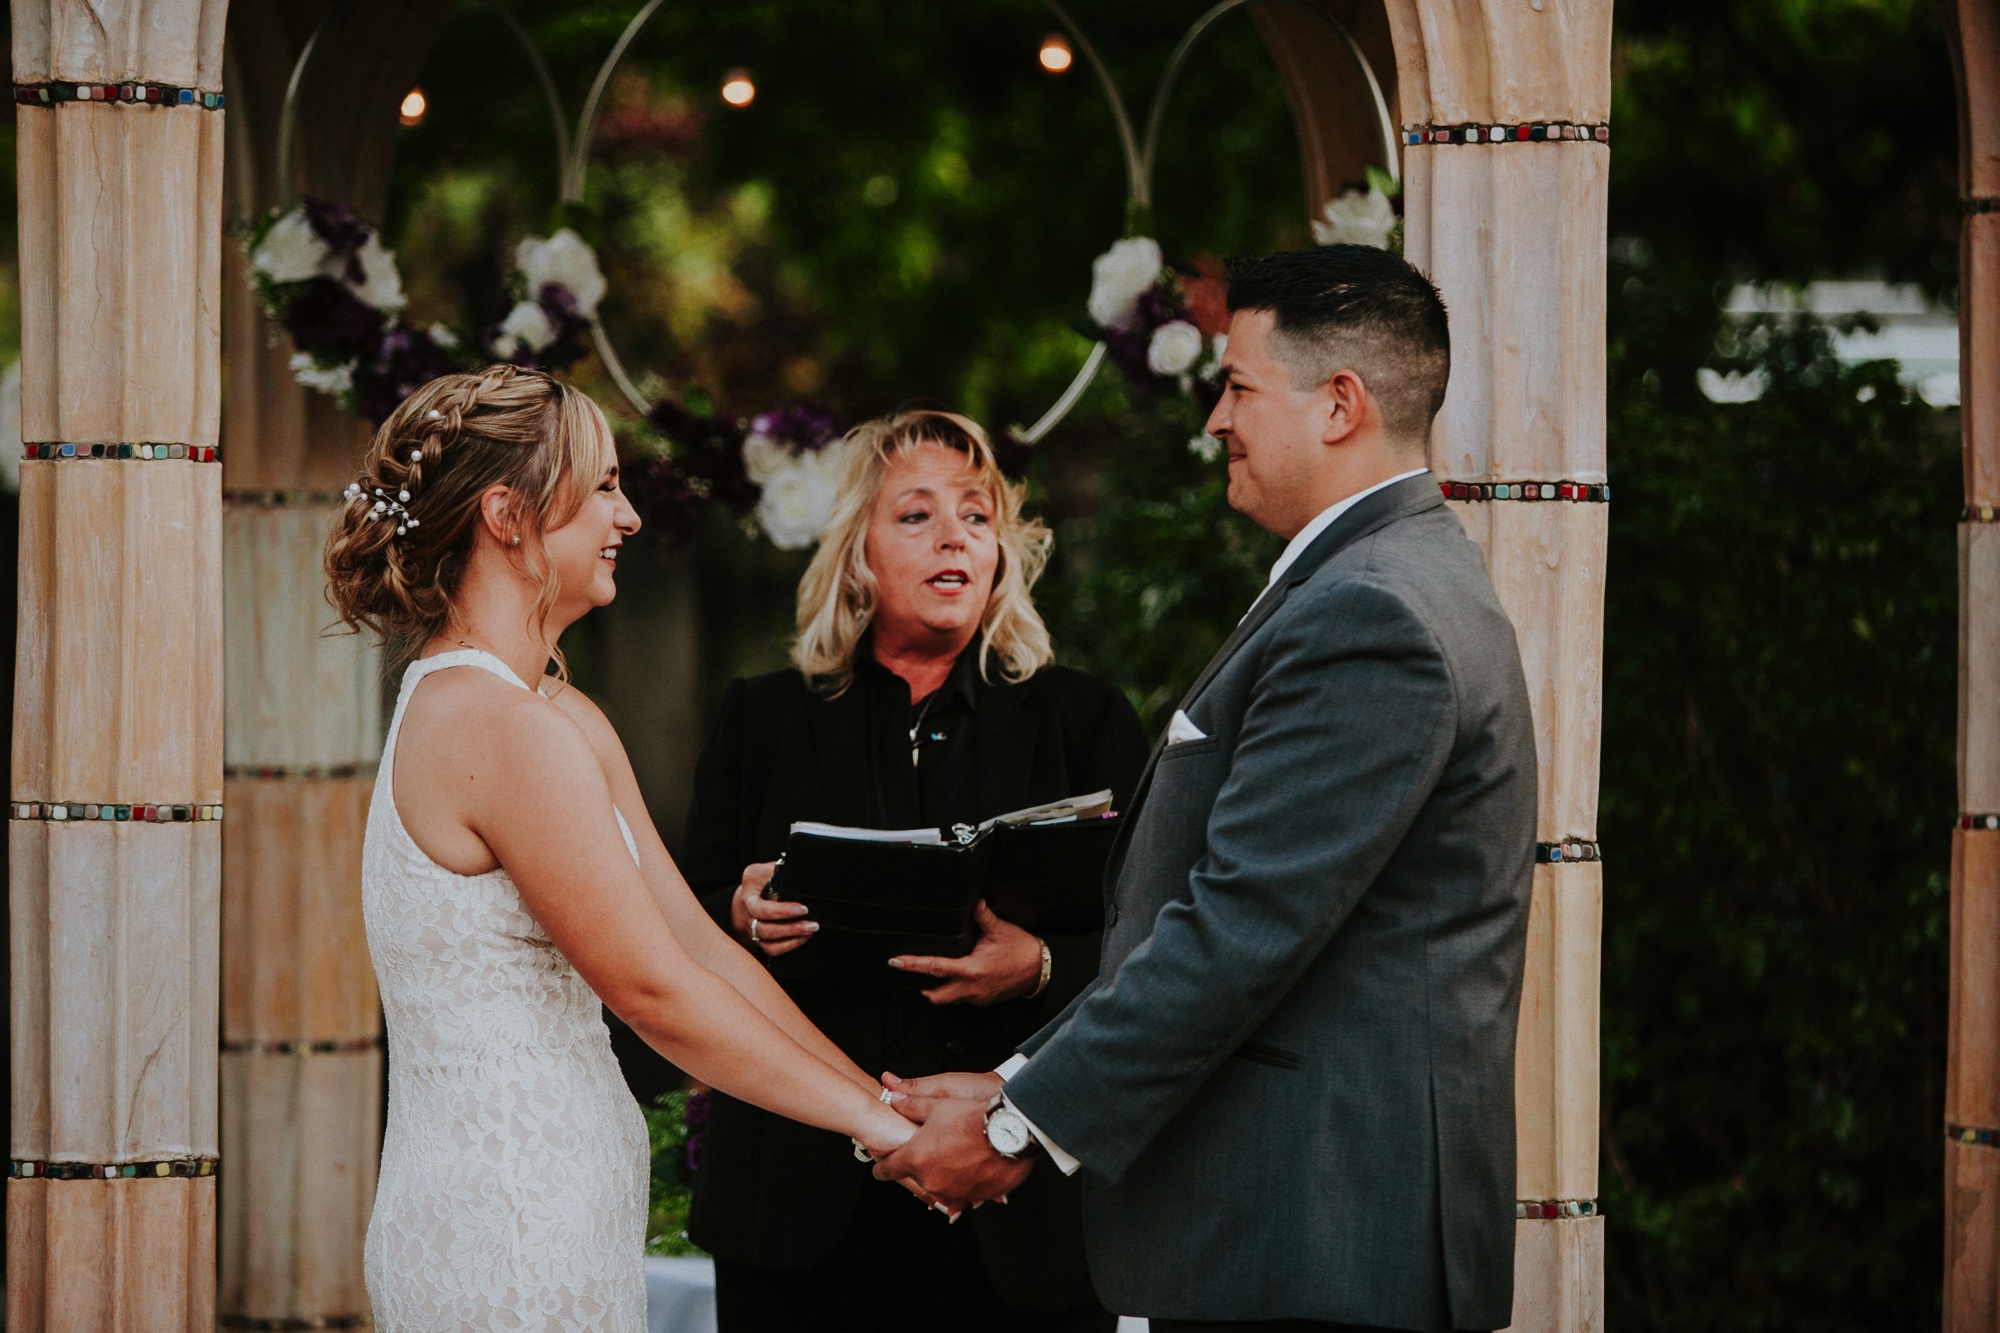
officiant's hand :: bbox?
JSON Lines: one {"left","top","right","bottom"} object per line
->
{"left": 729, "top": 862, "right": 817, "bottom": 957}
{"left": 871, "top": 1093, "right": 1034, "bottom": 1207}
{"left": 888, "top": 902, "right": 1043, "bottom": 1005}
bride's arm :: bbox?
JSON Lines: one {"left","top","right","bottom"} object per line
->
{"left": 542, "top": 681, "right": 881, "bottom": 1092}
{"left": 473, "top": 694, "right": 909, "bottom": 1152}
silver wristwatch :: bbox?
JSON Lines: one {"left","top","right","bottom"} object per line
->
{"left": 983, "top": 1095, "right": 1039, "bottom": 1160}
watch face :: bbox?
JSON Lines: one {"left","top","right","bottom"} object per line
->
{"left": 987, "top": 1109, "right": 1032, "bottom": 1158}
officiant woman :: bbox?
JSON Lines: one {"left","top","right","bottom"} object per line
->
{"left": 680, "top": 409, "right": 1145, "bottom": 1332}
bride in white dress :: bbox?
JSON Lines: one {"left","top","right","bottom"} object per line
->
{"left": 323, "top": 366, "right": 917, "bottom": 1331}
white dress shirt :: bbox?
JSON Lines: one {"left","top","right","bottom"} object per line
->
{"left": 1265, "top": 468, "right": 1432, "bottom": 588}
{"left": 993, "top": 468, "right": 1433, "bottom": 1174}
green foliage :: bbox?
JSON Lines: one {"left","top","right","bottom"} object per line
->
{"left": 1610, "top": 0, "right": 1955, "bottom": 285}
{"left": 388, "top": 0, "right": 1306, "bottom": 429}
{"left": 1598, "top": 254, "right": 1956, "bottom": 1329}
{"left": 1031, "top": 385, "right": 1278, "bottom": 730}
{"left": 643, "top": 1090, "right": 706, "bottom": 1258}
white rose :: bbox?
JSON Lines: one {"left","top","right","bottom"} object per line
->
{"left": 350, "top": 232, "right": 406, "bottom": 311}
{"left": 1146, "top": 320, "right": 1204, "bottom": 376}
{"left": 252, "top": 210, "right": 331, "bottom": 284}
{"left": 1204, "top": 332, "right": 1228, "bottom": 377}
{"left": 757, "top": 444, "right": 846, "bottom": 550}
{"left": 288, "top": 352, "right": 354, "bottom": 396}
{"left": 1312, "top": 187, "right": 1398, "bottom": 249}
{"left": 1087, "top": 236, "right": 1163, "bottom": 327}
{"left": 495, "top": 300, "right": 558, "bottom": 357}
{"left": 517, "top": 228, "right": 607, "bottom": 319}
{"left": 1187, "top": 432, "right": 1223, "bottom": 463}
{"left": 741, "top": 431, "right": 794, "bottom": 486}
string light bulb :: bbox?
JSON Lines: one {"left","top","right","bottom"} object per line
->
{"left": 1039, "top": 34, "right": 1074, "bottom": 74}
{"left": 399, "top": 88, "right": 427, "bottom": 125}
{"left": 721, "top": 68, "right": 756, "bottom": 107}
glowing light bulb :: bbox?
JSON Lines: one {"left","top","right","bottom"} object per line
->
{"left": 399, "top": 88, "right": 427, "bottom": 125}
{"left": 1039, "top": 34, "right": 1073, "bottom": 73}
{"left": 721, "top": 68, "right": 756, "bottom": 107}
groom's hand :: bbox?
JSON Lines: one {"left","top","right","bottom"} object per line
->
{"left": 881, "top": 1069, "right": 1003, "bottom": 1117}
{"left": 871, "top": 1094, "right": 1033, "bottom": 1206}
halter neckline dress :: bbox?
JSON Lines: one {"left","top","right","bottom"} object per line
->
{"left": 361, "top": 649, "right": 649, "bottom": 1332}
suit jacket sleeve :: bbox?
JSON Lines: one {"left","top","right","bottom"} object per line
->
{"left": 682, "top": 677, "right": 752, "bottom": 934}
{"left": 1003, "top": 579, "right": 1457, "bottom": 1182}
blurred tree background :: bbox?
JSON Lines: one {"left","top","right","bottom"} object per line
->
{"left": 0, "top": 0, "right": 1967, "bottom": 1323}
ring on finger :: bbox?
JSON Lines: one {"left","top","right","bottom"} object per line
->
{"left": 749, "top": 918, "right": 762, "bottom": 943}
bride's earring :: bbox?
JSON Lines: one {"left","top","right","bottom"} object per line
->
{"left": 510, "top": 535, "right": 520, "bottom": 546}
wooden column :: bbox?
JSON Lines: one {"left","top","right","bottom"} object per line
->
{"left": 212, "top": 5, "right": 454, "bottom": 1325}
{"left": 7, "top": 1, "right": 229, "bottom": 1328}
{"left": 1944, "top": 2, "right": 2000, "bottom": 1326}
{"left": 1387, "top": 2, "right": 1612, "bottom": 1328}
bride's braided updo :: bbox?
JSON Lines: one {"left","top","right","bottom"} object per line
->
{"left": 324, "top": 365, "right": 616, "bottom": 654}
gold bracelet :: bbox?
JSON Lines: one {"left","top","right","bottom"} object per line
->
{"left": 1029, "top": 939, "right": 1053, "bottom": 998}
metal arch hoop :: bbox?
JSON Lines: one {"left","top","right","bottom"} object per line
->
{"left": 1018, "top": 0, "right": 1399, "bottom": 444}
{"left": 274, "top": 20, "right": 329, "bottom": 209}
{"left": 1143, "top": 0, "right": 1398, "bottom": 200}
{"left": 475, "top": 0, "right": 1398, "bottom": 436}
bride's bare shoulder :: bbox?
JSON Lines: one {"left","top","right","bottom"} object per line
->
{"left": 401, "top": 665, "right": 598, "bottom": 778}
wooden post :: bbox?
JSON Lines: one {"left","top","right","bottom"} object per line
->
{"left": 7, "top": 2, "right": 229, "bottom": 1328}
{"left": 1944, "top": 2, "right": 2000, "bottom": 1326}
{"left": 1388, "top": 2, "right": 1612, "bottom": 1328}
{"left": 212, "top": 5, "right": 454, "bottom": 1325}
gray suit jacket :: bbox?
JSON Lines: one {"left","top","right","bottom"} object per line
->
{"left": 1005, "top": 474, "right": 1537, "bottom": 1331}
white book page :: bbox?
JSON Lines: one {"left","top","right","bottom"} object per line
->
{"left": 789, "top": 821, "right": 944, "bottom": 845}
{"left": 978, "top": 788, "right": 1114, "bottom": 833}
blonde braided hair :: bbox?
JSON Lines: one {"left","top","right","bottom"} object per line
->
{"left": 323, "top": 365, "right": 616, "bottom": 673}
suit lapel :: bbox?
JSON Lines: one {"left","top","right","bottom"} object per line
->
{"left": 1179, "top": 474, "right": 1445, "bottom": 715}
{"left": 1108, "top": 473, "right": 1446, "bottom": 875}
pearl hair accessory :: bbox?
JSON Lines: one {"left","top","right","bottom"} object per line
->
{"left": 344, "top": 480, "right": 420, "bottom": 537}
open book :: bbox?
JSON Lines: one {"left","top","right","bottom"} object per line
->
{"left": 764, "top": 792, "right": 1121, "bottom": 990}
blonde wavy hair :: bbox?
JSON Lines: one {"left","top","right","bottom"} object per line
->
{"left": 793, "top": 410, "right": 1053, "bottom": 693}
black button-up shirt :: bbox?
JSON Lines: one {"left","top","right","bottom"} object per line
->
{"left": 853, "top": 636, "right": 985, "bottom": 832}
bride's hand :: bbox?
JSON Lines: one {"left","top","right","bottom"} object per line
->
{"left": 853, "top": 1094, "right": 918, "bottom": 1161}
{"left": 729, "top": 862, "right": 816, "bottom": 956}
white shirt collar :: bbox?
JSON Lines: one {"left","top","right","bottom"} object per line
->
{"left": 1266, "top": 468, "right": 1431, "bottom": 588}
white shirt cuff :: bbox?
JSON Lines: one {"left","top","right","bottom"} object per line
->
{"left": 991, "top": 1054, "right": 1080, "bottom": 1175}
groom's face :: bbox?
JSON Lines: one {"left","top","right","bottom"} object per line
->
{"left": 1207, "top": 309, "right": 1336, "bottom": 539}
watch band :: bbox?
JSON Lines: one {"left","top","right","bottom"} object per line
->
{"left": 1028, "top": 938, "right": 1053, "bottom": 998}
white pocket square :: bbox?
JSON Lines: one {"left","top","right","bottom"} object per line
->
{"left": 1166, "top": 710, "right": 1208, "bottom": 744}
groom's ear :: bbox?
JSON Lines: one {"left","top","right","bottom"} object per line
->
{"left": 1322, "top": 368, "right": 1373, "bottom": 446}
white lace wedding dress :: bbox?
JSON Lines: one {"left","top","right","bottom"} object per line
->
{"left": 362, "top": 650, "right": 649, "bottom": 1331}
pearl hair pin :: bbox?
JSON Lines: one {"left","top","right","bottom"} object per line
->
{"left": 345, "top": 480, "right": 420, "bottom": 537}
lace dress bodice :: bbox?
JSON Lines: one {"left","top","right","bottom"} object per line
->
{"left": 362, "top": 650, "right": 648, "bottom": 1332}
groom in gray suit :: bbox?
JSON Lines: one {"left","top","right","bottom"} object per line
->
{"left": 876, "top": 245, "right": 1537, "bottom": 1333}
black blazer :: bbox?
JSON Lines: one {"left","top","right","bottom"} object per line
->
{"left": 681, "top": 660, "right": 1147, "bottom": 1310}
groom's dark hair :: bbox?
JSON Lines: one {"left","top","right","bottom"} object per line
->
{"left": 1227, "top": 245, "right": 1451, "bottom": 445}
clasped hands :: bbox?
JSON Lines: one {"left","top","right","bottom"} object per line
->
{"left": 872, "top": 1070, "right": 1035, "bottom": 1213}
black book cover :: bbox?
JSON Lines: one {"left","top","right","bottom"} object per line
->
{"left": 763, "top": 815, "right": 1121, "bottom": 990}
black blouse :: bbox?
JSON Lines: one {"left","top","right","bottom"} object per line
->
{"left": 679, "top": 643, "right": 1148, "bottom": 1282}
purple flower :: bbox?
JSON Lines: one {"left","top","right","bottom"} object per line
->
{"left": 352, "top": 326, "right": 464, "bottom": 425}
{"left": 1101, "top": 279, "right": 1194, "bottom": 396}
{"left": 301, "top": 199, "right": 372, "bottom": 286}
{"left": 685, "top": 1130, "right": 704, "bottom": 1174}
{"left": 280, "top": 276, "right": 385, "bottom": 366}
{"left": 754, "top": 404, "right": 844, "bottom": 453}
